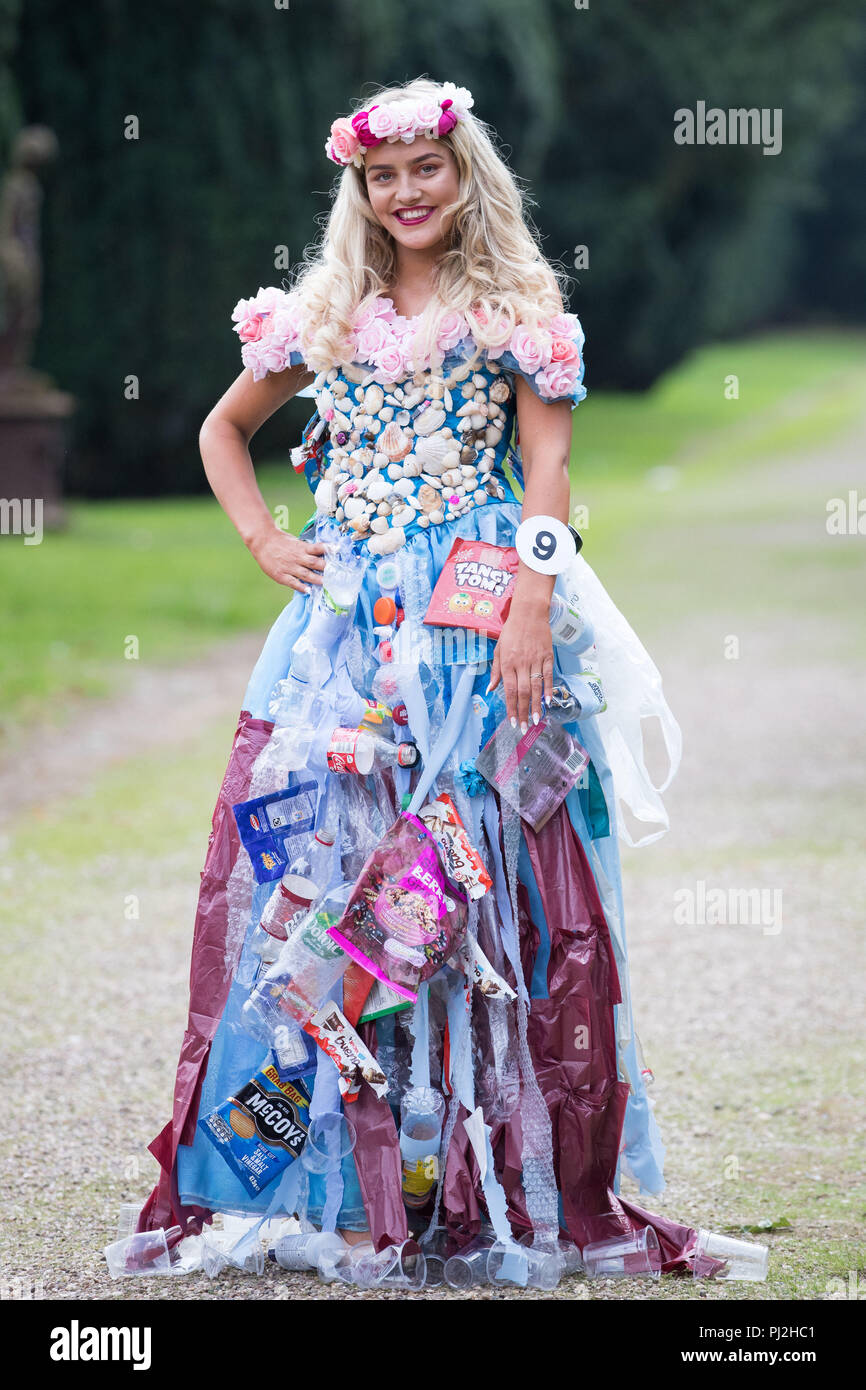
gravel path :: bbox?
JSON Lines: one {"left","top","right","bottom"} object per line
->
{"left": 1, "top": 419, "right": 863, "bottom": 1303}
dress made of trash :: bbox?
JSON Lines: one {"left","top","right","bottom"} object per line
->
{"left": 136, "top": 287, "right": 704, "bottom": 1277}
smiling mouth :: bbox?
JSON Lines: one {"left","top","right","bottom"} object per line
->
{"left": 393, "top": 207, "right": 435, "bottom": 224}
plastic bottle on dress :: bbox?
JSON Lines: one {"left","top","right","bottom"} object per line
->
{"left": 400, "top": 1087, "right": 446, "bottom": 1209}
{"left": 242, "top": 881, "right": 353, "bottom": 1034}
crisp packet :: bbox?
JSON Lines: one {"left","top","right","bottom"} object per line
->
{"left": 326, "top": 811, "right": 468, "bottom": 1001}
{"left": 423, "top": 537, "right": 519, "bottom": 639}
{"left": 199, "top": 1063, "right": 311, "bottom": 1197}
{"left": 418, "top": 793, "right": 492, "bottom": 901}
{"left": 303, "top": 1002, "right": 388, "bottom": 1102}
{"left": 232, "top": 781, "right": 318, "bottom": 884}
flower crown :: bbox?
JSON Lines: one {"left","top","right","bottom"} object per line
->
{"left": 325, "top": 84, "right": 474, "bottom": 168}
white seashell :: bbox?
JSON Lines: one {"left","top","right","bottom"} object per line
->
{"left": 343, "top": 496, "right": 366, "bottom": 520}
{"left": 332, "top": 410, "right": 352, "bottom": 433}
{"left": 470, "top": 412, "right": 486, "bottom": 430}
{"left": 383, "top": 382, "right": 397, "bottom": 393}
{"left": 393, "top": 477, "right": 415, "bottom": 498}
{"left": 456, "top": 401, "right": 476, "bottom": 418}
{"left": 337, "top": 479, "right": 358, "bottom": 501}
{"left": 332, "top": 379, "right": 348, "bottom": 397}
{"left": 367, "top": 418, "right": 381, "bottom": 434}
{"left": 420, "top": 473, "right": 444, "bottom": 488}
{"left": 395, "top": 410, "right": 411, "bottom": 427}
{"left": 485, "top": 425, "right": 503, "bottom": 446}
{"left": 441, "top": 468, "right": 462, "bottom": 488}
{"left": 323, "top": 462, "right": 341, "bottom": 481}
{"left": 349, "top": 515, "right": 370, "bottom": 534}
{"left": 351, "top": 461, "right": 365, "bottom": 478}
{"left": 377, "top": 501, "right": 392, "bottom": 516}
{"left": 461, "top": 465, "right": 477, "bottom": 479}
{"left": 429, "top": 509, "right": 444, "bottom": 525}
{"left": 354, "top": 386, "right": 364, "bottom": 402}
{"left": 365, "top": 473, "right": 391, "bottom": 503}
{"left": 378, "top": 407, "right": 394, "bottom": 423}
{"left": 402, "top": 389, "right": 424, "bottom": 409}
{"left": 367, "top": 526, "right": 406, "bottom": 555}
{"left": 326, "top": 367, "right": 338, "bottom": 383}
{"left": 489, "top": 380, "right": 510, "bottom": 402}
{"left": 473, "top": 487, "right": 488, "bottom": 505}
{"left": 401, "top": 456, "right": 421, "bottom": 478}
{"left": 335, "top": 506, "right": 345, "bottom": 522}
{"left": 363, "top": 384, "right": 384, "bottom": 414}
{"left": 461, "top": 382, "right": 475, "bottom": 399}
{"left": 318, "top": 387, "right": 334, "bottom": 418}
{"left": 314, "top": 479, "right": 336, "bottom": 511}
{"left": 392, "top": 505, "right": 416, "bottom": 528}
{"left": 478, "top": 455, "right": 493, "bottom": 473}
{"left": 417, "top": 515, "right": 430, "bottom": 528}
{"left": 443, "top": 388, "right": 453, "bottom": 412}
{"left": 370, "top": 517, "right": 389, "bottom": 534}
{"left": 386, "top": 463, "right": 404, "bottom": 481}
{"left": 414, "top": 405, "right": 446, "bottom": 435}
{"left": 373, "top": 452, "right": 389, "bottom": 469}
{"left": 473, "top": 373, "right": 487, "bottom": 388}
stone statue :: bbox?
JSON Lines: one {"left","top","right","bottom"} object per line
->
{"left": 0, "top": 125, "right": 60, "bottom": 380}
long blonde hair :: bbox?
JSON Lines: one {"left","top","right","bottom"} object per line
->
{"left": 285, "top": 76, "right": 571, "bottom": 375}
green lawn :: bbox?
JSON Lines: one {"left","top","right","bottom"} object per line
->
{"left": 2, "top": 328, "right": 864, "bottom": 734}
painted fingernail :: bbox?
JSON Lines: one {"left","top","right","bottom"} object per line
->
{"left": 510, "top": 717, "right": 517, "bottom": 729}
{"left": 485, "top": 682, "right": 493, "bottom": 695}
{"left": 520, "top": 721, "right": 528, "bottom": 735}
{"left": 532, "top": 712, "right": 540, "bottom": 725}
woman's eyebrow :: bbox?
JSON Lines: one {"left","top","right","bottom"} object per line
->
{"left": 366, "top": 152, "right": 444, "bottom": 172}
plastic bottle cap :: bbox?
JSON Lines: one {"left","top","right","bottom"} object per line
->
{"left": 314, "top": 829, "right": 336, "bottom": 847}
{"left": 374, "top": 595, "right": 397, "bottom": 624}
{"left": 376, "top": 559, "right": 399, "bottom": 590}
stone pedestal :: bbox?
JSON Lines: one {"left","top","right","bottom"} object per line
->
{"left": 0, "top": 370, "right": 73, "bottom": 532}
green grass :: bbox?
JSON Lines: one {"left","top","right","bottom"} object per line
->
{"left": 2, "top": 329, "right": 865, "bottom": 734}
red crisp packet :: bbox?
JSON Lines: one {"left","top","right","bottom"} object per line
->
{"left": 423, "top": 538, "right": 519, "bottom": 638}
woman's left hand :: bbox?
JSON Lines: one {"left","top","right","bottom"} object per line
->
{"left": 487, "top": 601, "right": 555, "bottom": 732}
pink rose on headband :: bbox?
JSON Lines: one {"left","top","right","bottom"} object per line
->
{"left": 436, "top": 311, "right": 470, "bottom": 353}
{"left": 415, "top": 98, "right": 443, "bottom": 134}
{"left": 535, "top": 361, "right": 579, "bottom": 400}
{"left": 367, "top": 104, "right": 402, "bottom": 143}
{"left": 509, "top": 324, "right": 552, "bottom": 376}
{"left": 327, "top": 117, "right": 361, "bottom": 165}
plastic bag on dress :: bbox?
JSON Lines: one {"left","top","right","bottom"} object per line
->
{"left": 557, "top": 554, "right": 683, "bottom": 848}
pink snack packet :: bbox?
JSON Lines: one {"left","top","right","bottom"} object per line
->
{"left": 327, "top": 811, "right": 468, "bottom": 1001}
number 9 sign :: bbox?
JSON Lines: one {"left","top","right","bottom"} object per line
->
{"left": 515, "top": 515, "right": 576, "bottom": 575}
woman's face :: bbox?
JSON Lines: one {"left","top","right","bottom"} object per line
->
{"left": 364, "top": 135, "right": 460, "bottom": 252}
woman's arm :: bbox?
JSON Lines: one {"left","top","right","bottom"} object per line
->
{"left": 488, "top": 374, "right": 573, "bottom": 731}
{"left": 199, "top": 361, "right": 327, "bottom": 593}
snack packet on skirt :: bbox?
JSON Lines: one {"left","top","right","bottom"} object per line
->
{"left": 327, "top": 811, "right": 468, "bottom": 1001}
{"left": 418, "top": 793, "right": 492, "bottom": 901}
{"left": 199, "top": 1063, "right": 311, "bottom": 1197}
{"left": 423, "top": 537, "right": 519, "bottom": 639}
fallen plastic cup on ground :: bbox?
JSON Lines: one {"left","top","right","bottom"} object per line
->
{"left": 115, "top": 1202, "right": 143, "bottom": 1242}
{"left": 103, "top": 1225, "right": 182, "bottom": 1279}
{"left": 201, "top": 1227, "right": 265, "bottom": 1278}
{"left": 444, "top": 1234, "right": 496, "bottom": 1290}
{"left": 355, "top": 1239, "right": 426, "bottom": 1290}
{"left": 517, "top": 1230, "right": 584, "bottom": 1277}
{"left": 692, "top": 1228, "right": 769, "bottom": 1281}
{"left": 419, "top": 1225, "right": 454, "bottom": 1287}
{"left": 300, "top": 1111, "right": 357, "bottom": 1175}
{"left": 487, "top": 1240, "right": 561, "bottom": 1290}
{"left": 582, "top": 1226, "right": 662, "bottom": 1280}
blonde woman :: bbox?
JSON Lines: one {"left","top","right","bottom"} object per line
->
{"left": 138, "top": 78, "right": 702, "bottom": 1284}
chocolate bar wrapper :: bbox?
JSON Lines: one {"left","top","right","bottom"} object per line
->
{"left": 303, "top": 1002, "right": 389, "bottom": 1101}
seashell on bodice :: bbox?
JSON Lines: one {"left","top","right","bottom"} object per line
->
{"left": 302, "top": 355, "right": 521, "bottom": 554}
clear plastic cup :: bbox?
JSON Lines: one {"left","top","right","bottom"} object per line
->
{"left": 115, "top": 1202, "right": 143, "bottom": 1242}
{"left": 103, "top": 1224, "right": 182, "bottom": 1279}
{"left": 582, "top": 1226, "right": 662, "bottom": 1279}
{"left": 355, "top": 1239, "right": 426, "bottom": 1290}
{"left": 201, "top": 1227, "right": 265, "bottom": 1278}
{"left": 300, "top": 1111, "right": 357, "bottom": 1175}
{"left": 419, "top": 1225, "right": 454, "bottom": 1288}
{"left": 517, "top": 1230, "right": 584, "bottom": 1277}
{"left": 444, "top": 1234, "right": 496, "bottom": 1290}
{"left": 487, "top": 1241, "right": 561, "bottom": 1290}
{"left": 692, "top": 1228, "right": 769, "bottom": 1281}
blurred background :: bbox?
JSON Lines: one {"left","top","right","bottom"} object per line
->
{"left": 1, "top": 0, "right": 865, "bottom": 1301}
